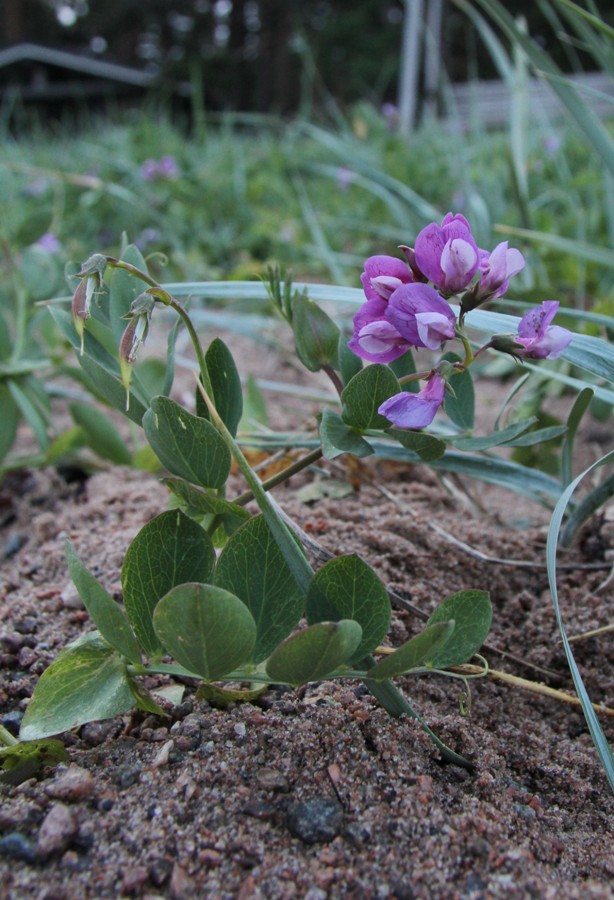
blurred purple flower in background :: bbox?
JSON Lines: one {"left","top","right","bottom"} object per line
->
{"left": 379, "top": 371, "right": 446, "bottom": 429}
{"left": 36, "top": 232, "right": 62, "bottom": 253}
{"left": 140, "top": 155, "right": 180, "bottom": 181}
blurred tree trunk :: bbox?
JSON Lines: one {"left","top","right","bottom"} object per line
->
{"left": 256, "top": 0, "right": 298, "bottom": 113}
{"left": 3, "top": 0, "right": 24, "bottom": 43}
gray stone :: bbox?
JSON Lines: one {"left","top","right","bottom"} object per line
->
{"left": 36, "top": 803, "right": 77, "bottom": 857}
{"left": 286, "top": 798, "right": 344, "bottom": 843}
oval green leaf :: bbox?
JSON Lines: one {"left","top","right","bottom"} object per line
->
{"left": 143, "top": 395, "right": 231, "bottom": 488}
{"left": 203, "top": 337, "right": 243, "bottom": 438}
{"left": 319, "top": 408, "right": 373, "bottom": 459}
{"left": 121, "top": 509, "right": 216, "bottom": 657}
{"left": 341, "top": 364, "right": 401, "bottom": 431}
{"left": 153, "top": 583, "right": 256, "bottom": 680}
{"left": 305, "top": 554, "right": 390, "bottom": 664}
{"left": 442, "top": 352, "right": 475, "bottom": 431}
{"left": 214, "top": 515, "right": 304, "bottom": 663}
{"left": 265, "top": 620, "right": 363, "bottom": 686}
{"left": 426, "top": 590, "right": 492, "bottom": 668}
{"left": 365, "top": 621, "right": 455, "bottom": 681}
{"left": 20, "top": 636, "right": 135, "bottom": 740}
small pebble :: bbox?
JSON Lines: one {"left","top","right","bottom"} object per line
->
{"left": 170, "top": 862, "right": 196, "bottom": 900}
{"left": 256, "top": 767, "right": 290, "bottom": 793}
{"left": 81, "top": 721, "right": 116, "bottom": 747}
{"left": 1, "top": 710, "right": 23, "bottom": 736}
{"left": 37, "top": 803, "right": 77, "bottom": 857}
{"left": 59, "top": 583, "right": 84, "bottom": 610}
{"left": 151, "top": 740, "right": 174, "bottom": 768}
{"left": 122, "top": 865, "right": 149, "bottom": 895}
{"left": 115, "top": 764, "right": 141, "bottom": 788}
{"left": 286, "top": 798, "right": 344, "bottom": 844}
{"left": 47, "top": 766, "right": 95, "bottom": 802}
{"left": 0, "top": 832, "right": 38, "bottom": 864}
{"left": 3, "top": 533, "right": 27, "bottom": 558}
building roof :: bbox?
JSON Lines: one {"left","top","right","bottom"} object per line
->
{"left": 0, "top": 42, "right": 156, "bottom": 88}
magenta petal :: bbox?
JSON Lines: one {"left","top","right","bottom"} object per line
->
{"left": 361, "top": 255, "right": 412, "bottom": 302}
{"left": 518, "top": 301, "right": 560, "bottom": 339}
{"left": 386, "top": 283, "right": 456, "bottom": 348}
{"left": 378, "top": 373, "right": 445, "bottom": 429}
{"left": 378, "top": 391, "right": 440, "bottom": 429}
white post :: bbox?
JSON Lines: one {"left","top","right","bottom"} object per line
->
{"left": 398, "top": 0, "right": 424, "bottom": 135}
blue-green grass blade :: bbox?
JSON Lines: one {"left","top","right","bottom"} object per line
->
{"left": 546, "top": 451, "right": 614, "bottom": 792}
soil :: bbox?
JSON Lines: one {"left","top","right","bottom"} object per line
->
{"left": 1, "top": 334, "right": 613, "bottom": 899}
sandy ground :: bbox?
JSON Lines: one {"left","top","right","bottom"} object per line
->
{"left": 0, "top": 331, "right": 613, "bottom": 898}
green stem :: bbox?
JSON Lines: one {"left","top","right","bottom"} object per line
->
{"left": 106, "top": 257, "right": 212, "bottom": 396}
{"left": 232, "top": 446, "right": 324, "bottom": 507}
{"left": 0, "top": 724, "right": 19, "bottom": 747}
{"left": 398, "top": 369, "right": 433, "bottom": 386}
{"left": 362, "top": 659, "right": 474, "bottom": 771}
{"left": 456, "top": 327, "right": 474, "bottom": 367}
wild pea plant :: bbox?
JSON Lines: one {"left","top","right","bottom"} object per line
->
{"left": 8, "top": 211, "right": 612, "bottom": 781}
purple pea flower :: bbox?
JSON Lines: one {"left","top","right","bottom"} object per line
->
{"left": 348, "top": 298, "right": 411, "bottom": 363}
{"left": 476, "top": 241, "right": 525, "bottom": 302}
{"left": 414, "top": 212, "right": 479, "bottom": 293}
{"left": 379, "top": 371, "right": 446, "bottom": 429}
{"left": 361, "top": 255, "right": 414, "bottom": 303}
{"left": 385, "top": 283, "right": 456, "bottom": 351}
{"left": 514, "top": 301, "right": 572, "bottom": 359}
{"left": 348, "top": 255, "right": 416, "bottom": 363}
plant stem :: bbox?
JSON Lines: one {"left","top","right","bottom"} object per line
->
{"left": 106, "top": 257, "right": 213, "bottom": 396}
{"left": 362, "top": 657, "right": 474, "bottom": 771}
{"left": 0, "top": 724, "right": 19, "bottom": 747}
{"left": 232, "top": 447, "right": 324, "bottom": 507}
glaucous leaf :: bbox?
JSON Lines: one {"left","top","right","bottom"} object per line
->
{"left": 291, "top": 296, "right": 340, "bottom": 372}
{"left": 365, "top": 621, "right": 455, "bottom": 681}
{"left": 426, "top": 590, "right": 492, "bottom": 668}
{"left": 265, "top": 620, "right": 363, "bottom": 686}
{"left": 214, "top": 514, "right": 304, "bottom": 663}
{"left": 442, "top": 352, "right": 475, "bottom": 431}
{"left": 143, "top": 395, "right": 231, "bottom": 488}
{"left": 341, "top": 364, "right": 401, "bottom": 431}
{"left": 319, "top": 409, "right": 373, "bottom": 459}
{"left": 387, "top": 428, "right": 446, "bottom": 461}
{"left": 20, "top": 635, "right": 136, "bottom": 740}
{"left": 305, "top": 555, "right": 390, "bottom": 663}
{"left": 121, "top": 509, "right": 216, "bottom": 657}
{"left": 163, "top": 476, "right": 251, "bottom": 534}
{"left": 153, "top": 583, "right": 256, "bottom": 680}
{"left": 69, "top": 401, "right": 132, "bottom": 465}
{"left": 66, "top": 540, "right": 142, "bottom": 665}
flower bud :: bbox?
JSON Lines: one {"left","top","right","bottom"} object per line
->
{"left": 119, "top": 293, "right": 155, "bottom": 409}
{"left": 71, "top": 276, "right": 96, "bottom": 355}
{"left": 489, "top": 333, "right": 525, "bottom": 360}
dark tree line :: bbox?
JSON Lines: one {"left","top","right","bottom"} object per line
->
{"left": 1, "top": 1, "right": 612, "bottom": 114}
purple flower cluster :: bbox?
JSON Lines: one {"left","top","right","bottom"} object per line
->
{"left": 349, "top": 212, "right": 573, "bottom": 430}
